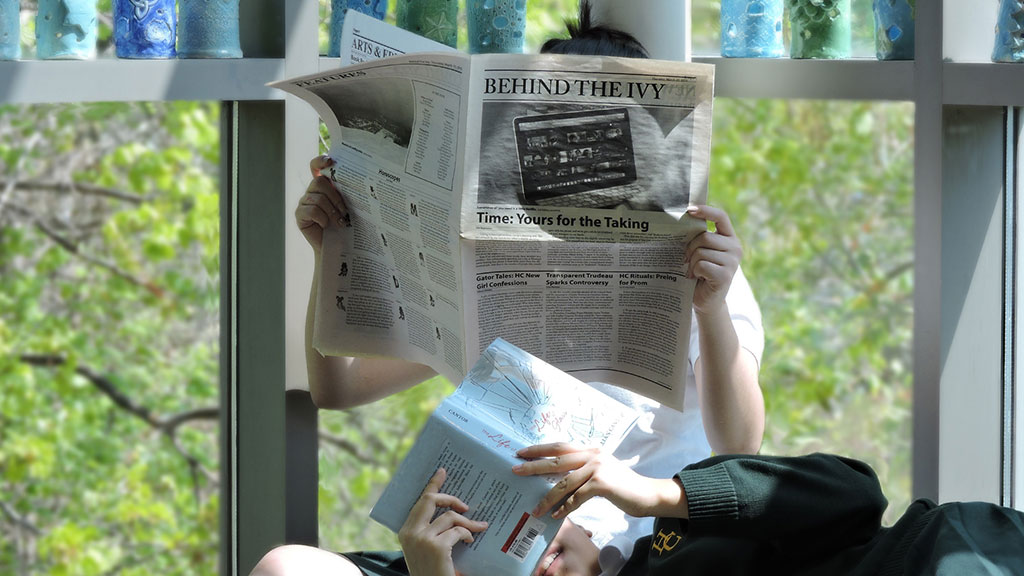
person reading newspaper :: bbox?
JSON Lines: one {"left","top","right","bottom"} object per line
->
{"left": 388, "top": 446, "right": 1024, "bottom": 576}
{"left": 253, "top": 3, "right": 763, "bottom": 576}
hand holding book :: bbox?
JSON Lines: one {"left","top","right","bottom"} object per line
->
{"left": 513, "top": 443, "right": 689, "bottom": 522}
{"left": 399, "top": 467, "right": 490, "bottom": 576}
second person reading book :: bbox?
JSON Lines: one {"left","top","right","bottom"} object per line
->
{"left": 259, "top": 2, "right": 765, "bottom": 576}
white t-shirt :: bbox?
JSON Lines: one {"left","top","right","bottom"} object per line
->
{"left": 568, "top": 267, "right": 764, "bottom": 575}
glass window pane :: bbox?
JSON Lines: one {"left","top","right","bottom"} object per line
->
{"left": 319, "top": 378, "right": 453, "bottom": 550}
{"left": 712, "top": 99, "right": 915, "bottom": 522}
{"left": 0, "top": 102, "right": 221, "bottom": 575}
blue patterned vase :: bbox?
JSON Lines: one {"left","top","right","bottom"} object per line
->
{"left": 993, "top": 0, "right": 1024, "bottom": 62}
{"left": 114, "top": 0, "right": 176, "bottom": 58}
{"left": 720, "top": 0, "right": 784, "bottom": 58}
{"left": 329, "top": 0, "right": 387, "bottom": 57}
{"left": 466, "top": 0, "right": 527, "bottom": 54}
{"left": 36, "top": 0, "right": 97, "bottom": 60}
{"left": 0, "top": 0, "right": 19, "bottom": 60}
{"left": 177, "top": 0, "right": 242, "bottom": 58}
{"left": 872, "top": 0, "right": 914, "bottom": 60}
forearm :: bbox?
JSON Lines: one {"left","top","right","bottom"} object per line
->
{"left": 694, "top": 303, "right": 764, "bottom": 454}
{"left": 305, "top": 254, "right": 435, "bottom": 409}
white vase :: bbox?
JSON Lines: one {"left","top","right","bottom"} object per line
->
{"left": 587, "top": 0, "right": 691, "bottom": 61}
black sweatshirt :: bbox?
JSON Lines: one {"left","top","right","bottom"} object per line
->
{"left": 618, "top": 453, "right": 1024, "bottom": 576}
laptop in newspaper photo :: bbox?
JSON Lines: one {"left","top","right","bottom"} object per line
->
{"left": 513, "top": 107, "right": 643, "bottom": 209}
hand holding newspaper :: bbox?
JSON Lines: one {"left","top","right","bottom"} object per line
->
{"left": 270, "top": 19, "right": 715, "bottom": 411}
{"left": 369, "top": 338, "right": 639, "bottom": 576}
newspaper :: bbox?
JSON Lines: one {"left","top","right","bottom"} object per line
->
{"left": 337, "top": 10, "right": 456, "bottom": 66}
{"left": 270, "top": 26, "right": 714, "bottom": 411}
{"left": 369, "top": 338, "right": 639, "bottom": 576}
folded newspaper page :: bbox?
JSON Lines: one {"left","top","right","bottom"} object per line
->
{"left": 370, "top": 338, "right": 639, "bottom": 576}
{"left": 270, "top": 35, "right": 714, "bottom": 411}
{"left": 337, "top": 10, "right": 456, "bottom": 66}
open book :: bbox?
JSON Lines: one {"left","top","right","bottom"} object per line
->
{"left": 369, "top": 338, "right": 639, "bottom": 576}
{"left": 270, "top": 23, "right": 714, "bottom": 410}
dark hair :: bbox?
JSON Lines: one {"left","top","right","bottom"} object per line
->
{"left": 539, "top": 0, "right": 649, "bottom": 59}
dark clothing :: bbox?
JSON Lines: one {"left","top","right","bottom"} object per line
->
{"left": 621, "top": 453, "right": 1024, "bottom": 576}
{"left": 341, "top": 551, "right": 409, "bottom": 576}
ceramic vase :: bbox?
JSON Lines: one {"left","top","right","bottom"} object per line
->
{"left": 786, "top": 0, "right": 851, "bottom": 59}
{"left": 993, "top": 0, "right": 1024, "bottom": 62}
{"left": 37, "top": 0, "right": 97, "bottom": 60}
{"left": 396, "top": 0, "right": 459, "bottom": 48}
{"left": 720, "top": 0, "right": 784, "bottom": 58}
{"left": 329, "top": 0, "right": 387, "bottom": 57}
{"left": 114, "top": 0, "right": 176, "bottom": 58}
{"left": 177, "top": 0, "right": 242, "bottom": 58}
{"left": 0, "top": 0, "right": 19, "bottom": 60}
{"left": 466, "top": 0, "right": 527, "bottom": 54}
{"left": 872, "top": 0, "right": 914, "bottom": 60}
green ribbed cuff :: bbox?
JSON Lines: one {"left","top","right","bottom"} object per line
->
{"left": 677, "top": 464, "right": 740, "bottom": 522}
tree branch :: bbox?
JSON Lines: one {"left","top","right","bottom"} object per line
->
{"left": 0, "top": 177, "right": 150, "bottom": 204}
{"left": 158, "top": 407, "right": 219, "bottom": 434}
{"left": 19, "top": 354, "right": 158, "bottom": 426}
{"left": 16, "top": 354, "right": 218, "bottom": 486}
{"left": 319, "top": 431, "right": 374, "bottom": 461}
{"left": 0, "top": 500, "right": 40, "bottom": 536}
{"left": 6, "top": 203, "right": 166, "bottom": 299}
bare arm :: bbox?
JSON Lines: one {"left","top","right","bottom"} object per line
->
{"left": 300, "top": 155, "right": 436, "bottom": 409}
{"left": 686, "top": 206, "right": 764, "bottom": 455}
{"left": 693, "top": 306, "right": 763, "bottom": 454}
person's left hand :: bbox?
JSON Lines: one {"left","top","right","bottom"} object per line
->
{"left": 685, "top": 205, "right": 743, "bottom": 316}
{"left": 533, "top": 520, "right": 599, "bottom": 576}
{"left": 513, "top": 443, "right": 673, "bottom": 520}
{"left": 398, "top": 468, "right": 489, "bottom": 576}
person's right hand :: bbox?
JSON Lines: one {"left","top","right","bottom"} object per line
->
{"left": 513, "top": 443, "right": 685, "bottom": 520}
{"left": 398, "top": 468, "right": 489, "bottom": 576}
{"left": 295, "top": 155, "right": 348, "bottom": 253}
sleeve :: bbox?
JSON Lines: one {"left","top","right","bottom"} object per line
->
{"left": 688, "top": 265, "right": 764, "bottom": 370}
{"left": 676, "top": 453, "right": 886, "bottom": 551}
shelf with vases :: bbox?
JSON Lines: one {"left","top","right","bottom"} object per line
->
{"left": 0, "top": 58, "right": 286, "bottom": 104}
{"left": 693, "top": 56, "right": 915, "bottom": 102}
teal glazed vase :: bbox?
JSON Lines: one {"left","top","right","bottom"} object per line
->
{"left": 720, "top": 0, "right": 784, "bottom": 58}
{"left": 0, "top": 0, "right": 19, "bottom": 60}
{"left": 177, "top": 0, "right": 242, "bottom": 58}
{"left": 467, "top": 0, "right": 527, "bottom": 54}
{"left": 396, "top": 0, "right": 459, "bottom": 48}
{"left": 993, "top": 0, "right": 1024, "bottom": 62}
{"left": 872, "top": 0, "right": 915, "bottom": 60}
{"left": 329, "top": 0, "right": 388, "bottom": 57}
{"left": 36, "top": 0, "right": 98, "bottom": 60}
{"left": 114, "top": 0, "right": 176, "bottom": 58}
{"left": 786, "top": 0, "right": 851, "bottom": 59}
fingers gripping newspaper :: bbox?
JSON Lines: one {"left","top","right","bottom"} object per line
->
{"left": 271, "top": 45, "right": 713, "bottom": 411}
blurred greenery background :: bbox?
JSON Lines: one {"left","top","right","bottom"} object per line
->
{"left": 1, "top": 1, "right": 911, "bottom": 574}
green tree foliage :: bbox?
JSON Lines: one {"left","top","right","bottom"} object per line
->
{"left": 711, "top": 99, "right": 914, "bottom": 523}
{"left": 0, "top": 101, "right": 222, "bottom": 575}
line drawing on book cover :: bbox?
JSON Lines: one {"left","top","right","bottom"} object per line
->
{"left": 458, "top": 342, "right": 623, "bottom": 447}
